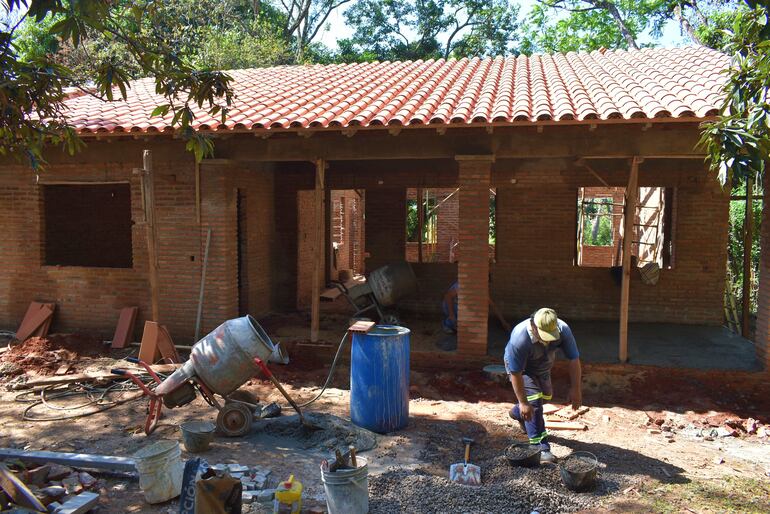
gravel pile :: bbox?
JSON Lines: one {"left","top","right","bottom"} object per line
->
{"left": 259, "top": 412, "right": 377, "bottom": 451}
{"left": 369, "top": 456, "right": 630, "bottom": 514}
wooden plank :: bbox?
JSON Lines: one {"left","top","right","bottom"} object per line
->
{"left": 16, "top": 363, "right": 181, "bottom": 389}
{"left": 310, "top": 159, "right": 325, "bottom": 343}
{"left": 110, "top": 307, "right": 138, "bottom": 350}
{"left": 544, "top": 420, "right": 587, "bottom": 431}
{"left": 194, "top": 228, "right": 212, "bottom": 342}
{"left": 207, "top": 125, "right": 706, "bottom": 162}
{"left": 619, "top": 157, "right": 641, "bottom": 363}
{"left": 0, "top": 449, "right": 136, "bottom": 473}
{"left": 138, "top": 321, "right": 161, "bottom": 363}
{"left": 156, "top": 324, "right": 180, "bottom": 363}
{"left": 141, "top": 150, "right": 161, "bottom": 323}
{"left": 32, "top": 303, "right": 56, "bottom": 338}
{"left": 0, "top": 463, "right": 47, "bottom": 511}
{"left": 15, "top": 305, "right": 53, "bottom": 342}
{"left": 742, "top": 175, "right": 754, "bottom": 339}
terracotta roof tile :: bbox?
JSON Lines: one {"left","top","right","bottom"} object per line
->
{"left": 62, "top": 46, "right": 729, "bottom": 134}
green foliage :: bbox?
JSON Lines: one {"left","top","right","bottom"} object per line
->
{"left": 700, "top": 5, "right": 770, "bottom": 186}
{"left": 580, "top": 197, "right": 614, "bottom": 246}
{"left": 2, "top": 0, "right": 235, "bottom": 169}
{"left": 727, "top": 180, "right": 762, "bottom": 314}
{"left": 522, "top": 0, "right": 669, "bottom": 54}
{"left": 341, "top": 0, "right": 520, "bottom": 61}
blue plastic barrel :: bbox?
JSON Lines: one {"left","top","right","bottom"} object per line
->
{"left": 350, "top": 325, "right": 410, "bottom": 433}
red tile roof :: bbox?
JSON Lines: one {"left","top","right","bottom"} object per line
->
{"left": 64, "top": 46, "right": 728, "bottom": 134}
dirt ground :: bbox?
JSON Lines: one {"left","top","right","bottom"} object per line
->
{"left": 0, "top": 336, "right": 768, "bottom": 513}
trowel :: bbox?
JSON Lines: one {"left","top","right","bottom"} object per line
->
{"left": 449, "top": 437, "right": 481, "bottom": 486}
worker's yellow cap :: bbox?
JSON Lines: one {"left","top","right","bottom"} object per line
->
{"left": 534, "top": 308, "right": 561, "bottom": 342}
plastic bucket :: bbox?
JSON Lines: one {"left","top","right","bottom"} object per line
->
{"left": 321, "top": 457, "right": 369, "bottom": 514}
{"left": 180, "top": 421, "right": 216, "bottom": 453}
{"left": 559, "top": 451, "right": 598, "bottom": 492}
{"left": 133, "top": 440, "right": 185, "bottom": 503}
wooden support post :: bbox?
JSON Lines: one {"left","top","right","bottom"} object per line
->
{"left": 619, "top": 157, "right": 642, "bottom": 363}
{"left": 417, "top": 187, "right": 424, "bottom": 263}
{"left": 742, "top": 175, "right": 754, "bottom": 338}
{"left": 311, "top": 159, "right": 326, "bottom": 342}
{"left": 141, "top": 150, "right": 161, "bottom": 322}
{"left": 195, "top": 160, "right": 201, "bottom": 225}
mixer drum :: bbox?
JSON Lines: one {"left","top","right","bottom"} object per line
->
{"left": 188, "top": 315, "right": 276, "bottom": 396}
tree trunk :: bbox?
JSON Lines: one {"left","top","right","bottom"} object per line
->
{"left": 599, "top": 1, "right": 639, "bottom": 50}
{"left": 674, "top": 4, "right": 704, "bottom": 45}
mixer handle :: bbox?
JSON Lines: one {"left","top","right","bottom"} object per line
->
{"left": 125, "top": 357, "right": 140, "bottom": 363}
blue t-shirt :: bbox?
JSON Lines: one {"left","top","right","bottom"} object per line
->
{"left": 503, "top": 318, "right": 579, "bottom": 378}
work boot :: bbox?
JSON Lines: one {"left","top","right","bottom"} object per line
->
{"left": 540, "top": 450, "right": 557, "bottom": 464}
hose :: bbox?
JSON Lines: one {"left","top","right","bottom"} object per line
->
{"left": 15, "top": 373, "right": 165, "bottom": 422}
{"left": 280, "top": 330, "right": 350, "bottom": 409}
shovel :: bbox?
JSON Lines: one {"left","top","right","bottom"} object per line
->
{"left": 449, "top": 437, "right": 481, "bottom": 486}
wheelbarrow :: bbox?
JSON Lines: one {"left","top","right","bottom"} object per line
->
{"left": 112, "top": 316, "right": 307, "bottom": 437}
{"left": 333, "top": 261, "right": 417, "bottom": 326}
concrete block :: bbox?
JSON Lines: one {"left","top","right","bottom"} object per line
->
{"left": 53, "top": 492, "right": 99, "bottom": 514}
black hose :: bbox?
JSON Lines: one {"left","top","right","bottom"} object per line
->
{"left": 280, "top": 330, "right": 350, "bottom": 409}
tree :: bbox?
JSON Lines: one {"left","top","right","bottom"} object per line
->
{"left": 341, "top": 0, "right": 520, "bottom": 62}
{"left": 278, "top": 0, "right": 354, "bottom": 61}
{"left": 2, "top": 0, "right": 234, "bottom": 169}
{"left": 522, "top": 0, "right": 743, "bottom": 54}
{"left": 523, "top": 0, "right": 667, "bottom": 54}
{"left": 700, "top": 4, "right": 769, "bottom": 186}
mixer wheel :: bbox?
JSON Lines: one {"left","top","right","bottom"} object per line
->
{"left": 216, "top": 403, "right": 253, "bottom": 437}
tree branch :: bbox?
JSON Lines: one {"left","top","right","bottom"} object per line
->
{"left": 674, "top": 4, "right": 704, "bottom": 45}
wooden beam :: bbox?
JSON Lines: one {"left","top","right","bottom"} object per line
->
{"left": 216, "top": 126, "right": 705, "bottom": 162}
{"left": 619, "top": 156, "right": 642, "bottom": 363}
{"left": 575, "top": 159, "right": 610, "bottom": 187}
{"left": 417, "top": 187, "right": 424, "bottom": 263}
{"left": 742, "top": 175, "right": 754, "bottom": 338}
{"left": 141, "top": 150, "right": 161, "bottom": 322}
{"left": 0, "top": 449, "right": 137, "bottom": 473}
{"left": 311, "top": 159, "right": 326, "bottom": 342}
{"left": 195, "top": 160, "right": 201, "bottom": 225}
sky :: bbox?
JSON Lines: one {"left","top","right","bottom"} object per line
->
{"left": 315, "top": 0, "right": 687, "bottom": 51}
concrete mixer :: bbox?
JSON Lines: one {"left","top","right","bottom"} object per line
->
{"left": 113, "top": 315, "right": 306, "bottom": 436}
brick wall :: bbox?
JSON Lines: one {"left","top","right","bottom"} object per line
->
{"left": 492, "top": 158, "right": 729, "bottom": 324}
{"left": 0, "top": 141, "right": 275, "bottom": 344}
{"left": 405, "top": 188, "right": 459, "bottom": 263}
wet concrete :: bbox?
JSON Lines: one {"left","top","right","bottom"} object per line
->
{"left": 489, "top": 321, "right": 758, "bottom": 371}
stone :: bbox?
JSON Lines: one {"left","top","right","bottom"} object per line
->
{"left": 713, "top": 456, "right": 724, "bottom": 464}
{"left": 46, "top": 465, "right": 73, "bottom": 482}
{"left": 46, "top": 502, "right": 62, "bottom": 513}
{"left": 717, "top": 426, "right": 738, "bottom": 438}
{"left": 61, "top": 475, "right": 83, "bottom": 495}
{"left": 241, "top": 491, "right": 256, "bottom": 504}
{"left": 52, "top": 491, "right": 99, "bottom": 514}
{"left": 24, "top": 464, "right": 52, "bottom": 486}
{"left": 256, "top": 489, "right": 275, "bottom": 503}
{"left": 241, "top": 480, "right": 255, "bottom": 491}
{"left": 77, "top": 472, "right": 96, "bottom": 489}
{"left": 253, "top": 475, "right": 268, "bottom": 490}
{"left": 647, "top": 429, "right": 661, "bottom": 435}
{"left": 228, "top": 464, "right": 249, "bottom": 473}
{"left": 745, "top": 418, "right": 759, "bottom": 435}
{"left": 37, "top": 485, "right": 66, "bottom": 503}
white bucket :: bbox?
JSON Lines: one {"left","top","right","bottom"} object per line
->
{"left": 133, "top": 440, "right": 185, "bottom": 504}
{"left": 321, "top": 457, "right": 369, "bottom": 514}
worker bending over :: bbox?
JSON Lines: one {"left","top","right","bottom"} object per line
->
{"left": 504, "top": 308, "right": 582, "bottom": 464}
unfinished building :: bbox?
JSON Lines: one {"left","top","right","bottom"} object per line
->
{"left": 0, "top": 46, "right": 764, "bottom": 370}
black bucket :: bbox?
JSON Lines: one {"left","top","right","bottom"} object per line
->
{"left": 559, "top": 451, "right": 598, "bottom": 492}
{"left": 504, "top": 443, "right": 541, "bottom": 467}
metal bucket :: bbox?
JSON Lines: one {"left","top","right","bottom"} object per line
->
{"left": 157, "top": 316, "right": 275, "bottom": 397}
{"left": 180, "top": 421, "right": 216, "bottom": 453}
{"left": 321, "top": 457, "right": 369, "bottom": 514}
{"left": 367, "top": 261, "right": 417, "bottom": 307}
